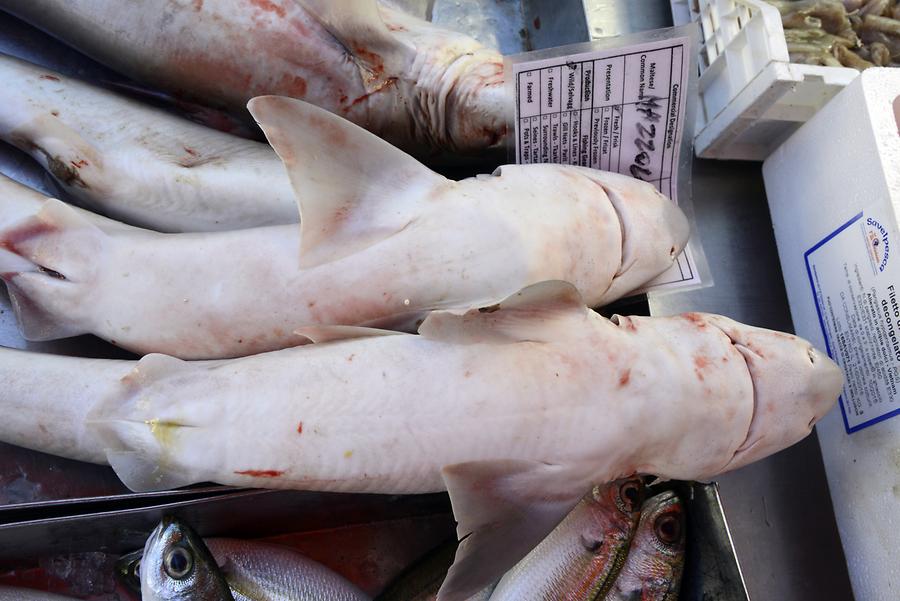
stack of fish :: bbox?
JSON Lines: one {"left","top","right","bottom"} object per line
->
{"left": 0, "top": 1, "right": 843, "bottom": 600}
{"left": 769, "top": 0, "right": 900, "bottom": 68}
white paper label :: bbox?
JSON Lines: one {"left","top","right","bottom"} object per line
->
{"left": 512, "top": 37, "right": 700, "bottom": 291}
{"left": 806, "top": 209, "right": 900, "bottom": 433}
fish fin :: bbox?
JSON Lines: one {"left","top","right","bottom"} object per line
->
{"left": 295, "top": 0, "right": 414, "bottom": 90}
{"left": 248, "top": 96, "right": 446, "bottom": 268}
{"left": 105, "top": 449, "right": 198, "bottom": 492}
{"left": 419, "top": 281, "right": 591, "bottom": 344}
{"left": 89, "top": 354, "right": 204, "bottom": 492}
{"left": 437, "top": 460, "right": 588, "bottom": 601}
{"left": 0, "top": 199, "right": 105, "bottom": 340}
{"left": 119, "top": 353, "right": 195, "bottom": 387}
{"left": 0, "top": 173, "right": 54, "bottom": 230}
{"left": 293, "top": 324, "right": 404, "bottom": 343}
{"left": 1, "top": 273, "right": 82, "bottom": 340}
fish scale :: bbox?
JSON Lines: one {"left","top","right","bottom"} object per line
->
{"left": 0, "top": 587, "right": 80, "bottom": 600}
{"left": 206, "top": 539, "right": 370, "bottom": 601}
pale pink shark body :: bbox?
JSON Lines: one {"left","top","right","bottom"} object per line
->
{"left": 0, "top": 282, "right": 842, "bottom": 600}
{"left": 0, "top": 0, "right": 508, "bottom": 156}
{"left": 0, "top": 98, "right": 689, "bottom": 359}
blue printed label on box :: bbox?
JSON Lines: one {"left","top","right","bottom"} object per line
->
{"left": 806, "top": 210, "right": 900, "bottom": 433}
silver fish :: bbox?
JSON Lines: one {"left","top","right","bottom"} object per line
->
{"left": 0, "top": 587, "right": 79, "bottom": 600}
{"left": 119, "top": 538, "right": 370, "bottom": 601}
{"left": 0, "top": 0, "right": 507, "bottom": 156}
{"left": 604, "top": 490, "right": 686, "bottom": 601}
{"left": 489, "top": 478, "right": 645, "bottom": 601}
{"left": 141, "top": 517, "right": 235, "bottom": 601}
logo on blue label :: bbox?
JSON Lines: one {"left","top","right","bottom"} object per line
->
{"left": 866, "top": 217, "right": 891, "bottom": 274}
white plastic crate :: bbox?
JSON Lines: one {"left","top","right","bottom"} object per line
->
{"left": 672, "top": 0, "right": 859, "bottom": 160}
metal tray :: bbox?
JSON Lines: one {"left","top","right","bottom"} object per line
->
{"left": 0, "top": 483, "right": 745, "bottom": 600}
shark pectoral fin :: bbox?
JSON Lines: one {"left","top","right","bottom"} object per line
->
{"left": 248, "top": 96, "right": 447, "bottom": 268}
{"left": 0, "top": 173, "right": 54, "bottom": 229}
{"left": 87, "top": 354, "right": 203, "bottom": 492}
{"left": 419, "top": 281, "right": 592, "bottom": 345}
{"left": 295, "top": 0, "right": 414, "bottom": 89}
{"left": 438, "top": 460, "right": 588, "bottom": 601}
{"left": 0, "top": 199, "right": 107, "bottom": 341}
{"left": 105, "top": 449, "right": 198, "bottom": 493}
{"left": 293, "top": 324, "right": 404, "bottom": 344}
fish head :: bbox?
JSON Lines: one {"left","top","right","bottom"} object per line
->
{"left": 574, "top": 169, "right": 690, "bottom": 304}
{"left": 587, "top": 477, "right": 645, "bottom": 534}
{"left": 577, "top": 478, "right": 646, "bottom": 584}
{"left": 706, "top": 315, "right": 843, "bottom": 473}
{"left": 625, "top": 491, "right": 686, "bottom": 590}
{"left": 141, "top": 517, "right": 233, "bottom": 601}
{"left": 581, "top": 477, "right": 645, "bottom": 553}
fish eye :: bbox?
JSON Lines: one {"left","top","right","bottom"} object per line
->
{"left": 164, "top": 546, "right": 194, "bottom": 580}
{"left": 618, "top": 480, "right": 642, "bottom": 511}
{"left": 132, "top": 558, "right": 141, "bottom": 580}
{"left": 655, "top": 513, "right": 681, "bottom": 544}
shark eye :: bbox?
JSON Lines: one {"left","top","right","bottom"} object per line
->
{"left": 655, "top": 513, "right": 681, "bottom": 545}
{"left": 618, "top": 480, "right": 643, "bottom": 512}
{"left": 807, "top": 347, "right": 817, "bottom": 365}
{"left": 164, "top": 546, "right": 193, "bottom": 580}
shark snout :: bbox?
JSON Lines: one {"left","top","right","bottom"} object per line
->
{"left": 807, "top": 347, "right": 843, "bottom": 423}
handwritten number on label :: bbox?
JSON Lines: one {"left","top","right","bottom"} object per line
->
{"left": 630, "top": 96, "right": 662, "bottom": 181}
{"left": 636, "top": 138, "right": 655, "bottom": 153}
{"left": 636, "top": 122, "right": 656, "bottom": 140}
{"left": 630, "top": 165, "right": 653, "bottom": 179}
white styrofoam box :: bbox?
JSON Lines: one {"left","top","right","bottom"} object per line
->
{"left": 763, "top": 68, "right": 900, "bottom": 601}
{"left": 674, "top": 0, "right": 858, "bottom": 160}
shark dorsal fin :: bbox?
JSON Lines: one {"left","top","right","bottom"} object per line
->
{"left": 248, "top": 96, "right": 447, "bottom": 268}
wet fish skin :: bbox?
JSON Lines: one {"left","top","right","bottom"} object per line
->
{"left": 603, "top": 491, "right": 686, "bottom": 601}
{"left": 0, "top": 280, "right": 842, "bottom": 600}
{"left": 0, "top": 587, "right": 80, "bottom": 600}
{"left": 489, "top": 478, "right": 645, "bottom": 601}
{"left": 119, "top": 538, "right": 371, "bottom": 601}
{"left": 142, "top": 517, "right": 235, "bottom": 601}
{"left": 207, "top": 538, "right": 371, "bottom": 601}
{"left": 0, "top": 0, "right": 507, "bottom": 156}
{"left": 0, "top": 53, "right": 296, "bottom": 232}
{"left": 0, "top": 98, "right": 689, "bottom": 359}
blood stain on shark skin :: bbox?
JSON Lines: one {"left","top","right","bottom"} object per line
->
{"left": 249, "top": 0, "right": 286, "bottom": 18}
{"left": 234, "top": 469, "right": 284, "bottom": 478}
